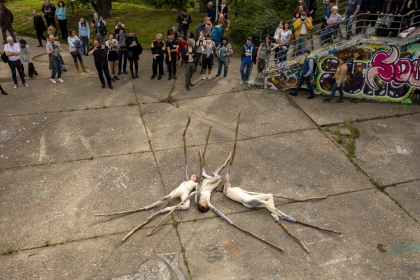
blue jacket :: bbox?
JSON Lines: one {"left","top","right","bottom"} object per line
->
{"left": 78, "top": 21, "right": 90, "bottom": 38}
{"left": 195, "top": 23, "right": 204, "bottom": 39}
{"left": 55, "top": 7, "right": 66, "bottom": 20}
{"left": 302, "top": 56, "right": 315, "bottom": 77}
{"left": 210, "top": 26, "right": 223, "bottom": 46}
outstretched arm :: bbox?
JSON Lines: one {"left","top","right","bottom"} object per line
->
{"left": 208, "top": 202, "right": 233, "bottom": 224}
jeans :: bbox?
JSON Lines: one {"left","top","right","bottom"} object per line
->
{"left": 346, "top": 17, "right": 356, "bottom": 36}
{"left": 293, "top": 74, "right": 315, "bottom": 97}
{"left": 168, "top": 56, "right": 177, "bottom": 75}
{"left": 217, "top": 59, "right": 228, "bottom": 77}
{"left": 327, "top": 81, "right": 344, "bottom": 101}
{"left": 51, "top": 58, "right": 62, "bottom": 79}
{"left": 118, "top": 49, "right": 128, "bottom": 72}
{"left": 194, "top": 52, "right": 202, "bottom": 71}
{"left": 279, "top": 45, "right": 289, "bottom": 62}
{"left": 8, "top": 60, "right": 25, "bottom": 85}
{"left": 95, "top": 61, "right": 112, "bottom": 85}
{"left": 58, "top": 19, "right": 68, "bottom": 39}
{"left": 81, "top": 36, "right": 89, "bottom": 54}
{"left": 71, "top": 52, "right": 83, "bottom": 63}
{"left": 180, "top": 28, "right": 188, "bottom": 37}
{"left": 152, "top": 55, "right": 164, "bottom": 75}
{"left": 240, "top": 61, "right": 252, "bottom": 82}
{"left": 96, "top": 33, "right": 104, "bottom": 45}
{"left": 320, "top": 25, "right": 339, "bottom": 44}
{"left": 296, "top": 35, "right": 307, "bottom": 56}
{"left": 185, "top": 62, "right": 194, "bottom": 85}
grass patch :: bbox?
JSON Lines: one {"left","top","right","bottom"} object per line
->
{"left": 2, "top": 247, "right": 18, "bottom": 254}
{"left": 370, "top": 178, "right": 385, "bottom": 190}
{"left": 344, "top": 121, "right": 360, "bottom": 139}
{"left": 127, "top": 102, "right": 137, "bottom": 106}
{"left": 337, "top": 138, "right": 343, "bottom": 144}
{"left": 45, "top": 240, "right": 50, "bottom": 247}
{"left": 347, "top": 142, "right": 356, "bottom": 157}
{"left": 89, "top": 156, "right": 94, "bottom": 160}
{"left": 159, "top": 96, "right": 171, "bottom": 103}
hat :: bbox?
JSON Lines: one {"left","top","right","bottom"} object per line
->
{"left": 304, "top": 49, "right": 311, "bottom": 54}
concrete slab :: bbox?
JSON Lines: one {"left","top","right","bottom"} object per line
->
{"left": 0, "top": 75, "right": 136, "bottom": 116}
{"left": 155, "top": 130, "right": 372, "bottom": 221}
{"left": 0, "top": 106, "right": 148, "bottom": 167}
{"left": 290, "top": 94, "right": 420, "bottom": 125}
{"left": 0, "top": 153, "right": 168, "bottom": 251}
{"left": 142, "top": 90, "right": 316, "bottom": 150}
{"left": 386, "top": 181, "right": 420, "bottom": 222}
{"left": 0, "top": 226, "right": 188, "bottom": 280}
{"left": 178, "top": 189, "right": 420, "bottom": 280}
{"left": 354, "top": 114, "right": 420, "bottom": 185}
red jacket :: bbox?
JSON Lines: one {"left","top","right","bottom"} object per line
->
{"left": 294, "top": 9, "right": 309, "bottom": 18}
{"left": 178, "top": 39, "right": 186, "bottom": 55}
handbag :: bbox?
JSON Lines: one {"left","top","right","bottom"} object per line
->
{"left": 71, "top": 49, "right": 80, "bottom": 56}
{"left": 1, "top": 52, "right": 8, "bottom": 63}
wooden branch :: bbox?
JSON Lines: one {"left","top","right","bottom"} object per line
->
{"left": 277, "top": 221, "right": 310, "bottom": 253}
{"left": 273, "top": 195, "right": 327, "bottom": 202}
{"left": 232, "top": 224, "right": 284, "bottom": 252}
{"left": 198, "top": 126, "right": 212, "bottom": 184}
{"left": 183, "top": 117, "right": 191, "bottom": 181}
{"left": 122, "top": 211, "right": 161, "bottom": 242}
{"left": 94, "top": 207, "right": 145, "bottom": 217}
{"left": 295, "top": 220, "right": 343, "bottom": 234}
{"left": 229, "top": 110, "right": 241, "bottom": 166}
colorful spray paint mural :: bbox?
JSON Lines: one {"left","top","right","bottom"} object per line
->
{"left": 265, "top": 37, "right": 420, "bottom": 104}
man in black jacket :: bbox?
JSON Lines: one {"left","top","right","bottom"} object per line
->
{"left": 177, "top": 9, "right": 192, "bottom": 37}
{"left": 151, "top": 34, "right": 165, "bottom": 80}
{"left": 88, "top": 39, "right": 113, "bottom": 89}
{"left": 365, "top": 0, "right": 383, "bottom": 31}
{"left": 0, "top": 3, "right": 16, "bottom": 44}
{"left": 181, "top": 38, "right": 196, "bottom": 91}
{"left": 41, "top": 0, "right": 56, "bottom": 28}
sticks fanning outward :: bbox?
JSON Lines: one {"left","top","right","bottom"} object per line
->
{"left": 183, "top": 117, "right": 191, "bottom": 182}
{"left": 232, "top": 224, "right": 284, "bottom": 251}
{"left": 272, "top": 195, "right": 327, "bottom": 202}
{"left": 198, "top": 126, "right": 212, "bottom": 184}
{"left": 276, "top": 221, "right": 308, "bottom": 253}
{"left": 230, "top": 110, "right": 241, "bottom": 166}
{"left": 94, "top": 207, "right": 145, "bottom": 217}
{"left": 122, "top": 211, "right": 161, "bottom": 242}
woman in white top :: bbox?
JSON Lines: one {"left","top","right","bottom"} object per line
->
{"left": 201, "top": 33, "right": 216, "bottom": 80}
{"left": 278, "top": 22, "right": 292, "bottom": 63}
{"left": 195, "top": 30, "right": 205, "bottom": 73}
{"left": 68, "top": 29, "right": 88, "bottom": 74}
{"left": 273, "top": 21, "right": 283, "bottom": 62}
{"left": 106, "top": 33, "right": 119, "bottom": 82}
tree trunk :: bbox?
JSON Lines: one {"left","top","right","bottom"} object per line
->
{"left": 199, "top": 0, "right": 207, "bottom": 13}
{"left": 96, "top": 0, "right": 112, "bottom": 18}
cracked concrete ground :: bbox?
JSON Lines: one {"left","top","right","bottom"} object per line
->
{"left": 1, "top": 35, "right": 419, "bottom": 280}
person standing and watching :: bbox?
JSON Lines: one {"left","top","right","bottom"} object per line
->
{"left": 239, "top": 37, "right": 256, "bottom": 84}
{"left": 19, "top": 39, "right": 38, "bottom": 78}
{"left": 218, "top": 0, "right": 228, "bottom": 19}
{"left": 344, "top": 0, "right": 361, "bottom": 39}
{"left": 323, "top": 56, "right": 348, "bottom": 103}
{"left": 290, "top": 49, "right": 315, "bottom": 99}
{"left": 68, "top": 29, "right": 88, "bottom": 74}
{"left": 207, "top": 2, "right": 216, "bottom": 25}
{"left": 215, "top": 36, "right": 233, "bottom": 78}
{"left": 177, "top": 9, "right": 192, "bottom": 37}
{"left": 105, "top": 33, "right": 119, "bottom": 82}
{"left": 306, "top": 0, "right": 318, "bottom": 19}
{"left": 195, "top": 30, "right": 205, "bottom": 73}
{"left": 181, "top": 38, "right": 195, "bottom": 91}
{"left": 116, "top": 28, "right": 128, "bottom": 75}
{"left": 91, "top": 13, "right": 106, "bottom": 45}
{"left": 210, "top": 23, "right": 222, "bottom": 49}
{"left": 88, "top": 39, "right": 113, "bottom": 89}
{"left": 201, "top": 33, "right": 215, "bottom": 80}
{"left": 33, "top": 10, "right": 47, "bottom": 47}
{"left": 42, "top": 0, "right": 56, "bottom": 28}
{"left": 55, "top": 1, "right": 67, "bottom": 40}
{"left": 151, "top": 33, "right": 165, "bottom": 80}
{"left": 78, "top": 18, "right": 90, "bottom": 55}
{"left": 256, "top": 35, "right": 277, "bottom": 76}
{"left": 0, "top": 3, "right": 16, "bottom": 44}
{"left": 46, "top": 35, "right": 63, "bottom": 83}
{"left": 166, "top": 30, "right": 178, "bottom": 80}
{"left": 127, "top": 30, "right": 141, "bottom": 79}
{"left": 278, "top": 22, "right": 292, "bottom": 62}
{"left": 4, "top": 37, "right": 28, "bottom": 88}
{"left": 293, "top": 11, "right": 313, "bottom": 56}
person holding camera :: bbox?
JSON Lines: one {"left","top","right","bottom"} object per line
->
{"left": 46, "top": 34, "right": 63, "bottom": 84}
{"left": 166, "top": 30, "right": 179, "bottom": 80}
{"left": 181, "top": 38, "right": 196, "bottom": 91}
{"left": 195, "top": 30, "right": 205, "bottom": 73}
{"left": 89, "top": 39, "right": 113, "bottom": 89}
{"left": 293, "top": 11, "right": 313, "bottom": 56}
{"left": 201, "top": 33, "right": 215, "bottom": 80}
{"left": 116, "top": 28, "right": 128, "bottom": 75}
{"left": 106, "top": 33, "right": 119, "bottom": 82}
{"left": 114, "top": 21, "right": 124, "bottom": 37}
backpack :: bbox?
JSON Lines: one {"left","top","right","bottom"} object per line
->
{"left": 1, "top": 52, "right": 8, "bottom": 63}
{"left": 376, "top": 25, "right": 389, "bottom": 37}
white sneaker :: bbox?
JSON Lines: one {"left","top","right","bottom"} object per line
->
{"left": 239, "top": 81, "right": 245, "bottom": 84}
{"left": 14, "top": 84, "right": 17, "bottom": 88}
{"left": 24, "top": 83, "right": 29, "bottom": 87}
{"left": 51, "top": 79, "right": 56, "bottom": 84}
{"left": 58, "top": 78, "right": 64, "bottom": 83}
{"left": 208, "top": 75, "right": 211, "bottom": 80}
{"left": 244, "top": 80, "right": 248, "bottom": 84}
{"left": 202, "top": 75, "right": 206, "bottom": 80}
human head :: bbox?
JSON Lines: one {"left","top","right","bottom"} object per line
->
{"left": 329, "top": 0, "right": 336, "bottom": 6}
{"left": 301, "top": 11, "right": 307, "bottom": 19}
{"left": 93, "top": 12, "right": 98, "bottom": 19}
{"left": 48, "top": 25, "right": 56, "bottom": 34}
{"left": 265, "top": 35, "right": 271, "bottom": 43}
{"left": 48, "top": 35, "right": 55, "bottom": 44}
{"left": 199, "top": 30, "right": 204, "bottom": 37}
{"left": 338, "top": 56, "right": 346, "bottom": 64}
{"left": 45, "top": 0, "right": 50, "bottom": 4}
{"left": 189, "top": 32, "right": 195, "bottom": 39}
{"left": 246, "top": 37, "right": 252, "bottom": 45}
{"left": 33, "top": 10, "right": 38, "bottom": 16}
{"left": 128, "top": 30, "right": 134, "bottom": 37}
{"left": 0, "top": 3, "right": 4, "bottom": 8}
{"left": 19, "top": 39, "right": 27, "bottom": 47}
{"left": 172, "top": 26, "right": 177, "bottom": 32}
{"left": 68, "top": 28, "right": 75, "bottom": 37}
{"left": 156, "top": 33, "right": 162, "bottom": 41}
{"left": 187, "top": 38, "right": 194, "bottom": 46}
{"left": 206, "top": 33, "right": 212, "bottom": 39}
{"left": 7, "top": 37, "right": 14, "bottom": 45}
{"left": 219, "top": 14, "right": 224, "bottom": 20}
{"left": 278, "top": 21, "right": 283, "bottom": 28}
{"left": 119, "top": 27, "right": 125, "bottom": 33}
{"left": 198, "top": 199, "right": 210, "bottom": 213}
{"left": 168, "top": 30, "right": 174, "bottom": 39}
{"left": 298, "top": 5, "right": 304, "bottom": 12}
{"left": 93, "top": 39, "right": 99, "bottom": 47}
{"left": 304, "top": 49, "right": 311, "bottom": 57}
{"left": 57, "top": 1, "right": 65, "bottom": 7}
{"left": 331, "top": 6, "right": 338, "bottom": 13}
{"left": 108, "top": 33, "right": 114, "bottom": 40}
{"left": 221, "top": 36, "right": 228, "bottom": 44}
{"left": 222, "top": 0, "right": 226, "bottom": 4}
{"left": 80, "top": 17, "right": 85, "bottom": 23}
{"left": 284, "top": 22, "right": 290, "bottom": 30}
{"left": 207, "top": 1, "right": 213, "bottom": 8}
{"left": 182, "top": 8, "right": 187, "bottom": 15}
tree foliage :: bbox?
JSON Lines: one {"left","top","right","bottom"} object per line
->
{"left": 67, "top": 0, "right": 112, "bottom": 18}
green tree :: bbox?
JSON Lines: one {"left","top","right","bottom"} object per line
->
{"left": 67, "top": 0, "right": 112, "bottom": 18}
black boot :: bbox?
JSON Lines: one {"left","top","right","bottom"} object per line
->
{"left": 168, "top": 73, "right": 172, "bottom": 80}
{"left": 0, "top": 85, "right": 9, "bottom": 95}
{"left": 186, "top": 84, "right": 190, "bottom": 91}
{"left": 173, "top": 75, "right": 177, "bottom": 80}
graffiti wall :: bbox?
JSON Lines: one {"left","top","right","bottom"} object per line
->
{"left": 265, "top": 37, "right": 420, "bottom": 104}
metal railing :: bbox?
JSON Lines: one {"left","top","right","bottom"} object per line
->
{"left": 262, "top": 10, "right": 420, "bottom": 71}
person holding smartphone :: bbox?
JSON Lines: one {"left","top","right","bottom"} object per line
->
{"left": 165, "top": 30, "right": 178, "bottom": 80}
{"left": 89, "top": 39, "right": 113, "bottom": 89}
{"left": 181, "top": 38, "right": 196, "bottom": 91}
{"left": 195, "top": 30, "right": 205, "bottom": 73}
{"left": 201, "top": 33, "right": 215, "bottom": 80}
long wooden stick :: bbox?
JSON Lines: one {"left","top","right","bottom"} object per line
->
{"left": 273, "top": 195, "right": 327, "bottom": 202}
{"left": 277, "top": 221, "right": 310, "bottom": 253}
{"left": 295, "top": 220, "right": 343, "bottom": 234}
{"left": 183, "top": 117, "right": 191, "bottom": 181}
{"left": 229, "top": 110, "right": 241, "bottom": 166}
{"left": 232, "top": 224, "right": 284, "bottom": 251}
{"left": 198, "top": 126, "right": 212, "bottom": 184}
{"left": 94, "top": 207, "right": 145, "bottom": 217}
{"left": 122, "top": 211, "right": 161, "bottom": 242}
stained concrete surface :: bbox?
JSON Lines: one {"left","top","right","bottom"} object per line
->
{"left": 0, "top": 34, "right": 419, "bottom": 279}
